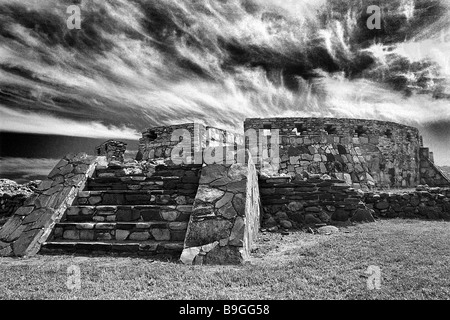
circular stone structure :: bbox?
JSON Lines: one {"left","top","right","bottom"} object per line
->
{"left": 244, "top": 117, "right": 422, "bottom": 189}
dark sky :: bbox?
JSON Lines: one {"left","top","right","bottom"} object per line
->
{"left": 0, "top": 132, "right": 139, "bottom": 183}
{"left": 0, "top": 132, "right": 139, "bottom": 159}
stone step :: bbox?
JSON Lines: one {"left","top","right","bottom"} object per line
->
{"left": 53, "top": 221, "right": 188, "bottom": 242}
{"left": 40, "top": 240, "right": 184, "bottom": 257}
{"left": 260, "top": 192, "right": 349, "bottom": 200}
{"left": 64, "top": 205, "right": 193, "bottom": 222}
{"left": 258, "top": 176, "right": 292, "bottom": 184}
{"left": 94, "top": 164, "right": 202, "bottom": 179}
{"left": 75, "top": 190, "right": 196, "bottom": 206}
{"left": 87, "top": 175, "right": 199, "bottom": 191}
{"left": 258, "top": 180, "right": 345, "bottom": 188}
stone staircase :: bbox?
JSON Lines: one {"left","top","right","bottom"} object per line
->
{"left": 40, "top": 163, "right": 202, "bottom": 259}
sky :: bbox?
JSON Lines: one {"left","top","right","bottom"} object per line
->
{"left": 0, "top": 0, "right": 449, "bottom": 182}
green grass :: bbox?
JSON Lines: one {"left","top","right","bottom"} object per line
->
{"left": 1, "top": 219, "right": 449, "bottom": 299}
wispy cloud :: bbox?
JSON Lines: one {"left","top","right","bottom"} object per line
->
{"left": 0, "top": 0, "right": 448, "bottom": 165}
{"left": 0, "top": 157, "right": 59, "bottom": 183}
{"left": 0, "top": 105, "right": 140, "bottom": 139}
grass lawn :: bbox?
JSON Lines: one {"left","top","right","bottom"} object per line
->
{"left": 0, "top": 219, "right": 449, "bottom": 299}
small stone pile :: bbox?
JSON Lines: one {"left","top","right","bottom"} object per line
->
{"left": 0, "top": 179, "right": 39, "bottom": 196}
{"left": 0, "top": 179, "right": 40, "bottom": 226}
{"left": 0, "top": 153, "right": 100, "bottom": 257}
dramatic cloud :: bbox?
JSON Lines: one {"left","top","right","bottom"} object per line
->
{"left": 0, "top": 105, "right": 140, "bottom": 139}
{"left": 0, "top": 0, "right": 448, "bottom": 163}
{"left": 0, "top": 157, "right": 59, "bottom": 183}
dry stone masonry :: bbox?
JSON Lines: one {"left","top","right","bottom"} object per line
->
{"left": 41, "top": 160, "right": 202, "bottom": 257}
{"left": 0, "top": 153, "right": 100, "bottom": 257}
{"left": 1, "top": 117, "right": 448, "bottom": 264}
{"left": 260, "top": 175, "right": 450, "bottom": 230}
{"left": 181, "top": 152, "right": 260, "bottom": 265}
{"left": 138, "top": 123, "right": 243, "bottom": 165}
{"left": 245, "top": 117, "right": 428, "bottom": 189}
{"left": 363, "top": 186, "right": 450, "bottom": 220}
{"left": 0, "top": 180, "right": 39, "bottom": 226}
{"left": 0, "top": 194, "right": 28, "bottom": 226}
{"left": 419, "top": 147, "right": 450, "bottom": 187}
{"left": 96, "top": 140, "right": 127, "bottom": 163}
{"left": 259, "top": 174, "right": 366, "bottom": 229}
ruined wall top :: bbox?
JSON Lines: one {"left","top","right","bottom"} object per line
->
{"left": 138, "top": 123, "right": 243, "bottom": 163}
{"left": 244, "top": 117, "right": 419, "bottom": 137}
{"left": 96, "top": 140, "right": 127, "bottom": 163}
{"left": 245, "top": 117, "right": 422, "bottom": 189}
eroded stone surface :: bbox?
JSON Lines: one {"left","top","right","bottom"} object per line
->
{"left": 199, "top": 165, "right": 228, "bottom": 184}
{"left": 184, "top": 219, "right": 232, "bottom": 247}
{"left": 151, "top": 228, "right": 170, "bottom": 241}
{"left": 195, "top": 186, "right": 225, "bottom": 203}
{"left": 181, "top": 152, "right": 260, "bottom": 265}
{"left": 0, "top": 153, "right": 100, "bottom": 257}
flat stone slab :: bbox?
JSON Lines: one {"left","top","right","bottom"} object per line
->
{"left": 40, "top": 240, "right": 184, "bottom": 256}
{"left": 317, "top": 226, "right": 339, "bottom": 235}
{"left": 63, "top": 205, "right": 193, "bottom": 223}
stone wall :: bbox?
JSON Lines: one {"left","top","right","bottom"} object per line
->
{"left": 419, "top": 147, "right": 450, "bottom": 187}
{"left": 363, "top": 187, "right": 450, "bottom": 220}
{"left": 0, "top": 194, "right": 29, "bottom": 226}
{"left": 0, "top": 153, "right": 102, "bottom": 257}
{"left": 52, "top": 220, "right": 189, "bottom": 243}
{"left": 138, "top": 123, "right": 243, "bottom": 165}
{"left": 96, "top": 140, "right": 127, "bottom": 163}
{"left": 180, "top": 153, "right": 260, "bottom": 265}
{"left": 260, "top": 175, "right": 364, "bottom": 229}
{"left": 261, "top": 176, "right": 450, "bottom": 229}
{"left": 138, "top": 123, "right": 198, "bottom": 162}
{"left": 245, "top": 117, "right": 421, "bottom": 190}
{"left": 0, "top": 180, "right": 40, "bottom": 226}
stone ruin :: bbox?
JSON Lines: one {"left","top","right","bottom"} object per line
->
{"left": 96, "top": 140, "right": 127, "bottom": 163}
{"left": 0, "top": 118, "right": 449, "bottom": 264}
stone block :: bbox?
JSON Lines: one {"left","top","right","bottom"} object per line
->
{"left": 88, "top": 196, "right": 102, "bottom": 205}
{"left": 76, "top": 223, "right": 95, "bottom": 230}
{"left": 184, "top": 219, "right": 232, "bottom": 247}
{"left": 331, "top": 209, "right": 349, "bottom": 222}
{"left": 169, "top": 222, "right": 188, "bottom": 230}
{"left": 161, "top": 211, "right": 179, "bottom": 221}
{"left": 95, "top": 223, "right": 115, "bottom": 230}
{"left": 96, "top": 233, "right": 112, "bottom": 241}
{"left": 129, "top": 232, "right": 150, "bottom": 241}
{"left": 63, "top": 230, "right": 79, "bottom": 240}
{"left": 115, "top": 230, "right": 130, "bottom": 241}
{"left": 304, "top": 214, "right": 322, "bottom": 224}
{"left": 12, "top": 229, "right": 44, "bottom": 257}
{"left": 280, "top": 220, "right": 293, "bottom": 229}
{"left": 79, "top": 230, "right": 94, "bottom": 240}
{"left": 375, "top": 201, "right": 390, "bottom": 210}
{"left": 116, "top": 208, "right": 140, "bottom": 222}
{"left": 141, "top": 209, "right": 161, "bottom": 221}
{"left": 215, "top": 192, "right": 234, "bottom": 209}
{"left": 150, "top": 229, "right": 170, "bottom": 241}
